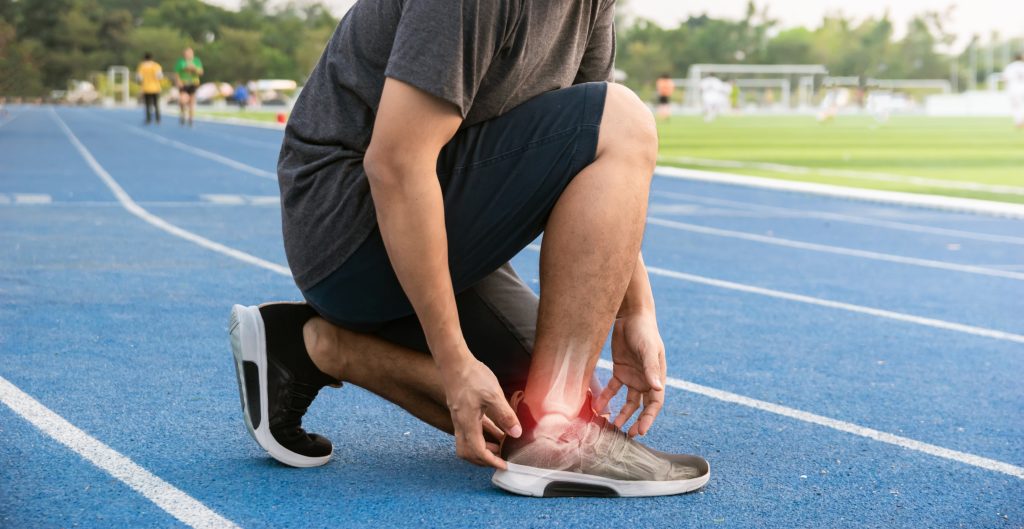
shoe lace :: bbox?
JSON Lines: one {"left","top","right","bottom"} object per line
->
{"left": 277, "top": 379, "right": 323, "bottom": 432}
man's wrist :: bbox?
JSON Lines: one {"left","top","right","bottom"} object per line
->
{"left": 618, "top": 305, "right": 656, "bottom": 319}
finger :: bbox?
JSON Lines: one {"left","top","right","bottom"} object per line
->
{"left": 456, "top": 415, "right": 507, "bottom": 470}
{"left": 613, "top": 387, "right": 642, "bottom": 429}
{"left": 481, "top": 416, "right": 505, "bottom": 442}
{"left": 486, "top": 396, "right": 522, "bottom": 438}
{"left": 593, "top": 376, "right": 623, "bottom": 413}
{"left": 642, "top": 345, "right": 665, "bottom": 391}
{"left": 630, "top": 389, "right": 664, "bottom": 437}
{"left": 485, "top": 442, "right": 501, "bottom": 456}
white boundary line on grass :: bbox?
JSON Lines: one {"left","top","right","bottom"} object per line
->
{"left": 656, "top": 166, "right": 1024, "bottom": 219}
{"left": 660, "top": 155, "right": 1024, "bottom": 197}
{"left": 0, "top": 375, "right": 240, "bottom": 529}
{"left": 652, "top": 189, "right": 1024, "bottom": 246}
{"left": 646, "top": 217, "right": 1024, "bottom": 281}
{"left": 50, "top": 108, "right": 1024, "bottom": 484}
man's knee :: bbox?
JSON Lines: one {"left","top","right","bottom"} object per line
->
{"left": 597, "top": 83, "right": 658, "bottom": 171}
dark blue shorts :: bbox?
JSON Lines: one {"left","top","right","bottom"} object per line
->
{"left": 303, "top": 82, "right": 607, "bottom": 391}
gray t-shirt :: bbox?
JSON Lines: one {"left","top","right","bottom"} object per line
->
{"left": 278, "top": 0, "right": 616, "bottom": 290}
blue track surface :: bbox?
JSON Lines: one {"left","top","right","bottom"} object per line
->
{"left": 1, "top": 106, "right": 1022, "bottom": 528}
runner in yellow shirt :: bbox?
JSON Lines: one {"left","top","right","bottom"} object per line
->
{"left": 136, "top": 53, "right": 163, "bottom": 125}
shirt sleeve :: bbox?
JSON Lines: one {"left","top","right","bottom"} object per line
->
{"left": 384, "top": 0, "right": 512, "bottom": 118}
{"left": 574, "top": 0, "right": 616, "bottom": 84}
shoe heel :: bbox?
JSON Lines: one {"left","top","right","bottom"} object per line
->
{"left": 229, "top": 305, "right": 261, "bottom": 441}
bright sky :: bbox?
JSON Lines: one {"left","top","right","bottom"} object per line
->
{"left": 627, "top": 0, "right": 1023, "bottom": 50}
{"left": 207, "top": 0, "right": 1023, "bottom": 51}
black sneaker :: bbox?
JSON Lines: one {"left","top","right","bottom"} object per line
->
{"left": 229, "top": 302, "right": 341, "bottom": 467}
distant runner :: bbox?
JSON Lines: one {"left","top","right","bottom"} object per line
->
{"left": 136, "top": 52, "right": 163, "bottom": 125}
{"left": 1003, "top": 53, "right": 1024, "bottom": 130}
{"left": 655, "top": 74, "right": 675, "bottom": 121}
{"left": 174, "top": 48, "right": 204, "bottom": 127}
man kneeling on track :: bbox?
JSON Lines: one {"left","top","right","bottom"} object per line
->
{"left": 228, "top": 0, "right": 709, "bottom": 497}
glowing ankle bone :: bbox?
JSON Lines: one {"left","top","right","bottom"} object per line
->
{"left": 537, "top": 351, "right": 584, "bottom": 418}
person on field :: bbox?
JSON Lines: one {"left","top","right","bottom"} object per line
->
{"left": 1003, "top": 53, "right": 1024, "bottom": 130}
{"left": 655, "top": 73, "right": 675, "bottom": 121}
{"left": 174, "top": 48, "right": 203, "bottom": 127}
{"left": 229, "top": 0, "right": 709, "bottom": 498}
{"left": 136, "top": 52, "right": 163, "bottom": 125}
{"left": 700, "top": 75, "right": 727, "bottom": 122}
{"left": 233, "top": 81, "right": 250, "bottom": 111}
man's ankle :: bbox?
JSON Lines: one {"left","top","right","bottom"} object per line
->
{"left": 521, "top": 387, "right": 587, "bottom": 425}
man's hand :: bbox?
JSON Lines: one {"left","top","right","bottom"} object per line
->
{"left": 439, "top": 355, "right": 522, "bottom": 469}
{"left": 593, "top": 310, "right": 667, "bottom": 437}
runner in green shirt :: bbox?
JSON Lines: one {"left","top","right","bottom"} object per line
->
{"left": 174, "top": 48, "right": 204, "bottom": 127}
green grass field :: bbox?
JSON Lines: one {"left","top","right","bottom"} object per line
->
{"left": 191, "top": 110, "right": 1024, "bottom": 204}
{"left": 657, "top": 116, "right": 1024, "bottom": 204}
{"left": 196, "top": 110, "right": 284, "bottom": 123}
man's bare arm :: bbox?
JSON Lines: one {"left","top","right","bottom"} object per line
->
{"left": 364, "top": 78, "right": 521, "bottom": 468}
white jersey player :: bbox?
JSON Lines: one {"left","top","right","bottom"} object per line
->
{"left": 1003, "top": 54, "right": 1024, "bottom": 129}
{"left": 700, "top": 76, "right": 729, "bottom": 122}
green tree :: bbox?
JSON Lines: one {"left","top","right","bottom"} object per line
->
{"left": 201, "top": 27, "right": 266, "bottom": 83}
{"left": 0, "top": 21, "right": 46, "bottom": 96}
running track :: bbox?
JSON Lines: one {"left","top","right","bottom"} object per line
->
{"left": 1, "top": 106, "right": 1022, "bottom": 528}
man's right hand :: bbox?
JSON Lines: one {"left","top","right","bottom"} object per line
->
{"left": 439, "top": 355, "right": 522, "bottom": 469}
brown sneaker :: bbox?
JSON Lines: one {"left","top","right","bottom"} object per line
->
{"left": 492, "top": 391, "right": 709, "bottom": 497}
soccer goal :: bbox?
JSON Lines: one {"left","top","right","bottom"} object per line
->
{"left": 106, "top": 65, "right": 131, "bottom": 107}
{"left": 683, "top": 64, "right": 829, "bottom": 112}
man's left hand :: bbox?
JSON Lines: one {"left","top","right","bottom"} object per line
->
{"left": 593, "top": 310, "right": 667, "bottom": 437}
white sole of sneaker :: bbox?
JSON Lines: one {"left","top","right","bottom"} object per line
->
{"left": 229, "top": 304, "right": 331, "bottom": 468}
{"left": 492, "top": 462, "right": 710, "bottom": 497}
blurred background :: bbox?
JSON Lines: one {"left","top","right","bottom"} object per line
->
{"left": 1, "top": 0, "right": 1021, "bottom": 201}
{"left": 2, "top": 0, "right": 1021, "bottom": 104}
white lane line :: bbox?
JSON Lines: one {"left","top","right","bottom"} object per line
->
{"left": 656, "top": 166, "right": 1024, "bottom": 219}
{"left": 0, "top": 376, "right": 240, "bottom": 529}
{"left": 247, "top": 195, "right": 280, "bottom": 206}
{"left": 645, "top": 265, "right": 1024, "bottom": 344}
{"left": 524, "top": 244, "right": 1024, "bottom": 344}
{"left": 114, "top": 121, "right": 276, "bottom": 180}
{"left": 0, "top": 194, "right": 54, "bottom": 205}
{"left": 201, "top": 194, "right": 247, "bottom": 205}
{"left": 14, "top": 193, "right": 53, "bottom": 205}
{"left": 0, "top": 112, "right": 21, "bottom": 129}
{"left": 595, "top": 359, "right": 1024, "bottom": 480}
{"left": 60, "top": 109, "right": 1024, "bottom": 481}
{"left": 199, "top": 194, "right": 280, "bottom": 206}
{"left": 646, "top": 217, "right": 1024, "bottom": 281}
{"left": 53, "top": 110, "right": 289, "bottom": 276}
{"left": 653, "top": 189, "right": 1024, "bottom": 246}
{"left": 660, "top": 155, "right": 1024, "bottom": 196}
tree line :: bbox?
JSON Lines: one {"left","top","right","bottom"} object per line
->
{"left": 614, "top": 2, "right": 1000, "bottom": 89}
{"left": 0, "top": 0, "right": 1017, "bottom": 98}
{"left": 0, "top": 0, "right": 337, "bottom": 97}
